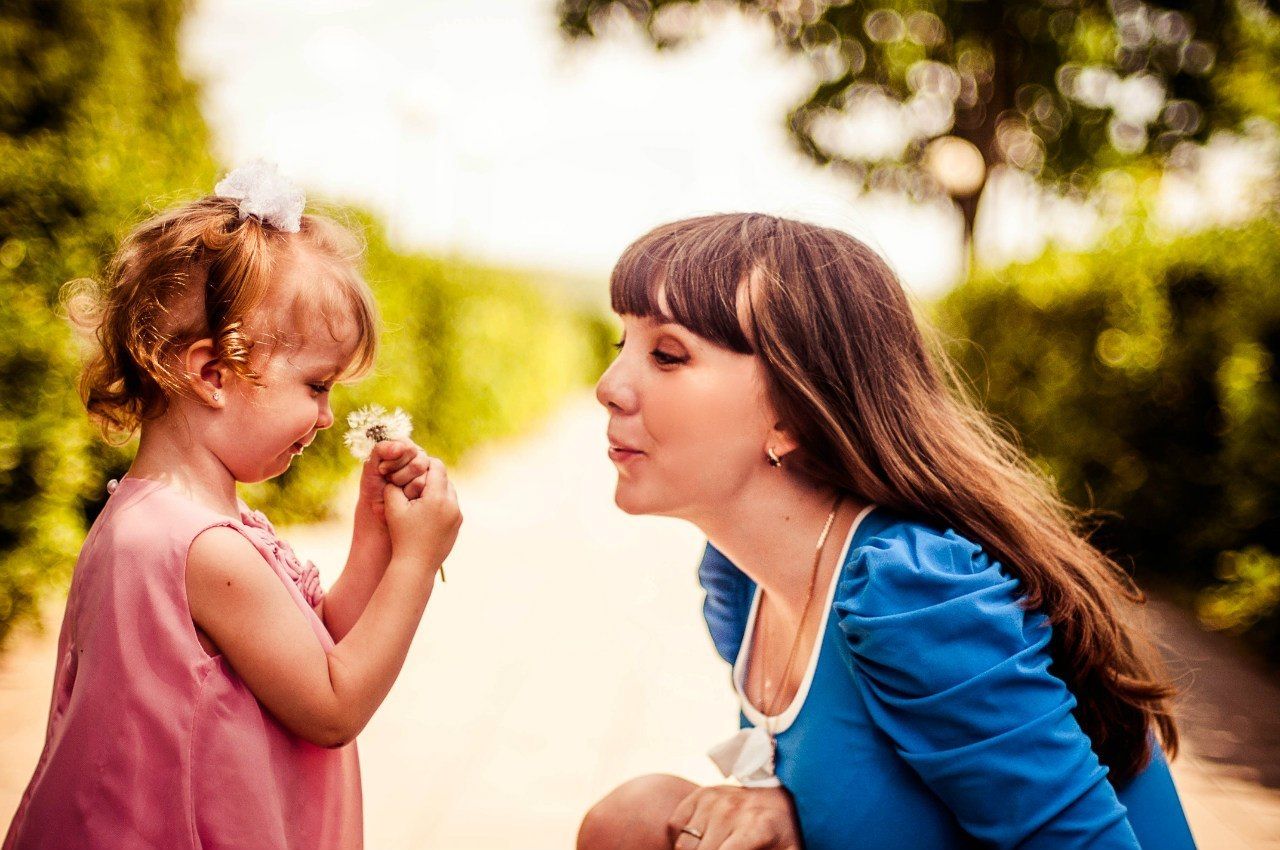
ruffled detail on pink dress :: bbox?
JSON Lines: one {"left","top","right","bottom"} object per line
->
{"left": 239, "top": 507, "right": 325, "bottom": 608}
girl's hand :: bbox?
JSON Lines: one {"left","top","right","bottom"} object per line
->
{"left": 358, "top": 440, "right": 432, "bottom": 521}
{"left": 668, "top": 786, "right": 802, "bottom": 850}
{"left": 383, "top": 455, "right": 461, "bottom": 575}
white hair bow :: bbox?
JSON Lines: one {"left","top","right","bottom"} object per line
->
{"left": 214, "top": 160, "right": 305, "bottom": 233}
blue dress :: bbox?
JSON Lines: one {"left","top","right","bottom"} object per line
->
{"left": 699, "top": 504, "right": 1197, "bottom": 849}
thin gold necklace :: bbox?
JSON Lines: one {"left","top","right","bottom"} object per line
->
{"left": 754, "top": 494, "right": 843, "bottom": 727}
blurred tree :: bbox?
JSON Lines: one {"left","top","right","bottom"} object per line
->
{"left": 0, "top": 0, "right": 216, "bottom": 645}
{"left": 935, "top": 216, "right": 1280, "bottom": 656}
{"left": 559, "top": 0, "right": 1280, "bottom": 242}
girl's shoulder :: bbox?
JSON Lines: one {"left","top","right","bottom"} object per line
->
{"left": 90, "top": 477, "right": 270, "bottom": 564}
{"left": 90, "top": 478, "right": 322, "bottom": 604}
{"left": 69, "top": 480, "right": 261, "bottom": 632}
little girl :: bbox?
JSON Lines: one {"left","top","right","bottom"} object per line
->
{"left": 3, "top": 163, "right": 460, "bottom": 850}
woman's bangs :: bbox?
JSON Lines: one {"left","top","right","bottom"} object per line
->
{"left": 609, "top": 219, "right": 756, "bottom": 353}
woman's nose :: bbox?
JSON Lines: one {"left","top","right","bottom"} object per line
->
{"left": 595, "top": 357, "right": 637, "bottom": 414}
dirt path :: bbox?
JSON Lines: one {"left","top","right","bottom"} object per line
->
{"left": 3, "top": 394, "right": 1278, "bottom": 847}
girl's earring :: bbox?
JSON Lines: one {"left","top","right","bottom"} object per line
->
{"left": 212, "top": 390, "right": 223, "bottom": 403}
{"left": 767, "top": 447, "right": 783, "bottom": 468}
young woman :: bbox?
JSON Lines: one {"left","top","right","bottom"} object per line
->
{"left": 581, "top": 213, "right": 1196, "bottom": 850}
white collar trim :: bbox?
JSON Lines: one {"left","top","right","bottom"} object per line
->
{"left": 731, "top": 503, "right": 876, "bottom": 735}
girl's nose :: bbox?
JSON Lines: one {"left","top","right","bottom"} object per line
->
{"left": 316, "top": 398, "right": 335, "bottom": 430}
{"left": 595, "top": 357, "right": 638, "bottom": 415}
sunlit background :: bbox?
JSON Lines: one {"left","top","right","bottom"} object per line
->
{"left": 181, "top": 0, "right": 1275, "bottom": 297}
{"left": 3, "top": 0, "right": 1280, "bottom": 847}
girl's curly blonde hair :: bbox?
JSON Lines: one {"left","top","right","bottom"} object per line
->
{"left": 67, "top": 196, "right": 379, "bottom": 441}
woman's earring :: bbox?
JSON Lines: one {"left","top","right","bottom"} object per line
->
{"left": 212, "top": 390, "right": 223, "bottom": 403}
{"left": 767, "top": 447, "right": 783, "bottom": 468}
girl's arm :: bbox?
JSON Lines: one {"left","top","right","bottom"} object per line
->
{"left": 188, "top": 465, "right": 461, "bottom": 747}
{"left": 322, "top": 440, "right": 432, "bottom": 642}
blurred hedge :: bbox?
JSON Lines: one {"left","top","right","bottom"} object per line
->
{"left": 935, "top": 217, "right": 1280, "bottom": 658}
{"left": 0, "top": 0, "right": 217, "bottom": 645}
{"left": 0, "top": 0, "right": 614, "bottom": 649}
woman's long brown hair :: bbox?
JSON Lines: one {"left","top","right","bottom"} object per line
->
{"left": 610, "top": 212, "right": 1178, "bottom": 784}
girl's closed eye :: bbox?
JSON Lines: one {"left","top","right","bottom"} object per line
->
{"left": 309, "top": 382, "right": 333, "bottom": 395}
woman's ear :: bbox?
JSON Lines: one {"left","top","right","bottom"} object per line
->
{"left": 184, "top": 338, "right": 227, "bottom": 408}
{"left": 765, "top": 421, "right": 801, "bottom": 464}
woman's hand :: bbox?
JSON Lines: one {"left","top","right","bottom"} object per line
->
{"left": 668, "top": 785, "right": 802, "bottom": 850}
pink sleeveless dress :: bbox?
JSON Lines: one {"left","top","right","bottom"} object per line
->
{"left": 3, "top": 477, "right": 362, "bottom": 849}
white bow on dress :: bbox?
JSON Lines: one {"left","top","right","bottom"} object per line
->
{"left": 707, "top": 725, "right": 781, "bottom": 788}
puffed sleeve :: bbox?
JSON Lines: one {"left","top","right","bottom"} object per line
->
{"left": 698, "top": 541, "right": 755, "bottom": 664}
{"left": 835, "top": 523, "right": 1142, "bottom": 849}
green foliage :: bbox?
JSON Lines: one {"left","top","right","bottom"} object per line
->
{"left": 559, "top": 0, "right": 1279, "bottom": 233}
{"left": 1218, "top": 0, "right": 1280, "bottom": 126}
{"left": 0, "top": 0, "right": 217, "bottom": 643}
{"left": 0, "top": 2, "right": 615, "bottom": 648}
{"left": 935, "top": 217, "right": 1280, "bottom": 655}
{"left": 1199, "top": 547, "right": 1280, "bottom": 642}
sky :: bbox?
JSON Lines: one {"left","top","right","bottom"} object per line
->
{"left": 181, "top": 0, "right": 1273, "bottom": 300}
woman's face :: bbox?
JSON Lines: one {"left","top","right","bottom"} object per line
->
{"left": 595, "top": 313, "right": 779, "bottom": 520}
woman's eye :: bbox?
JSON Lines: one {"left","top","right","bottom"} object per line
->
{"left": 609, "top": 334, "right": 684, "bottom": 365}
{"left": 651, "top": 349, "right": 686, "bottom": 366}
{"left": 309, "top": 383, "right": 332, "bottom": 394}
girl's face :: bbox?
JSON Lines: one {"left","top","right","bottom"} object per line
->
{"left": 595, "top": 313, "right": 779, "bottom": 520}
{"left": 209, "top": 332, "right": 350, "bottom": 484}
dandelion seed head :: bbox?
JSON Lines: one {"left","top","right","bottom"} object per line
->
{"left": 344, "top": 404, "right": 413, "bottom": 460}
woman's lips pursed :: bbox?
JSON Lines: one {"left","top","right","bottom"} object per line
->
{"left": 607, "top": 446, "right": 646, "bottom": 464}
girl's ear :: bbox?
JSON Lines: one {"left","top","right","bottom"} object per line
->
{"left": 184, "top": 338, "right": 227, "bottom": 408}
